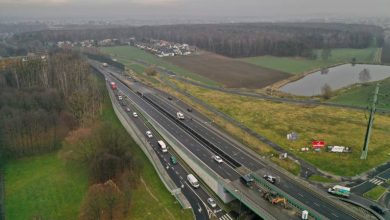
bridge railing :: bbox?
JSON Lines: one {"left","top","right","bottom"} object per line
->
{"left": 251, "top": 173, "right": 326, "bottom": 220}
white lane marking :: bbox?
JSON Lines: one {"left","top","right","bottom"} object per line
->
{"left": 314, "top": 202, "right": 320, "bottom": 207}
{"left": 331, "top": 212, "right": 339, "bottom": 218}
{"left": 298, "top": 193, "right": 304, "bottom": 198}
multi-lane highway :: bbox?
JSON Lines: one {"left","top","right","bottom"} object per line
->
{"left": 95, "top": 62, "right": 363, "bottom": 220}
{"left": 104, "top": 68, "right": 233, "bottom": 220}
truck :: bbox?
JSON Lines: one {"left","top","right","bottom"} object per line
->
{"left": 176, "top": 112, "right": 185, "bottom": 120}
{"left": 187, "top": 174, "right": 200, "bottom": 188}
{"left": 110, "top": 82, "right": 117, "bottom": 90}
{"left": 328, "top": 185, "right": 350, "bottom": 197}
{"left": 157, "top": 140, "right": 167, "bottom": 153}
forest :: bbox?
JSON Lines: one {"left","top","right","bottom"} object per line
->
{"left": 11, "top": 22, "right": 384, "bottom": 58}
{"left": 0, "top": 50, "right": 142, "bottom": 219}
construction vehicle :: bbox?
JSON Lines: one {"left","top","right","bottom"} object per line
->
{"left": 263, "top": 191, "right": 289, "bottom": 209}
{"left": 271, "top": 197, "right": 288, "bottom": 208}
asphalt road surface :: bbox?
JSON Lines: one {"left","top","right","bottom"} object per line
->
{"left": 108, "top": 75, "right": 233, "bottom": 220}
{"left": 96, "top": 62, "right": 359, "bottom": 220}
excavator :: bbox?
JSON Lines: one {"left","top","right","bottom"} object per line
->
{"left": 262, "top": 191, "right": 289, "bottom": 209}
{"left": 271, "top": 197, "right": 288, "bottom": 209}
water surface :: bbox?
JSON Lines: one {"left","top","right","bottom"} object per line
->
{"left": 280, "top": 64, "right": 390, "bottom": 96}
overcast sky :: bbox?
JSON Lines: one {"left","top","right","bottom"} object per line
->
{"left": 0, "top": 0, "right": 389, "bottom": 21}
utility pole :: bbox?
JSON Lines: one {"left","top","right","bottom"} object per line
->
{"left": 360, "top": 83, "right": 380, "bottom": 160}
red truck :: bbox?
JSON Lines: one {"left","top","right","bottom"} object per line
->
{"left": 110, "top": 82, "right": 117, "bottom": 90}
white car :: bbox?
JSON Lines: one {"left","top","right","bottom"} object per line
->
{"left": 133, "top": 112, "right": 138, "bottom": 117}
{"left": 146, "top": 131, "right": 153, "bottom": 138}
{"left": 212, "top": 155, "right": 223, "bottom": 163}
{"left": 263, "top": 175, "right": 276, "bottom": 184}
{"left": 207, "top": 198, "right": 217, "bottom": 208}
{"left": 118, "top": 95, "right": 123, "bottom": 100}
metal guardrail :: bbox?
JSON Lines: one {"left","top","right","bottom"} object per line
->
{"left": 223, "top": 183, "right": 277, "bottom": 220}
{"left": 251, "top": 173, "right": 326, "bottom": 220}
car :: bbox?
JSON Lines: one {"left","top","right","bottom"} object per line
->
{"left": 133, "top": 112, "right": 138, "bottom": 117}
{"left": 263, "top": 175, "right": 276, "bottom": 184}
{"left": 170, "top": 156, "right": 177, "bottom": 165}
{"left": 146, "top": 131, "right": 153, "bottom": 138}
{"left": 187, "top": 108, "right": 193, "bottom": 112}
{"left": 212, "top": 155, "right": 223, "bottom": 163}
{"left": 370, "top": 205, "right": 384, "bottom": 215}
{"left": 125, "top": 107, "right": 131, "bottom": 112}
{"left": 168, "top": 96, "right": 173, "bottom": 100}
{"left": 207, "top": 198, "right": 217, "bottom": 208}
{"left": 118, "top": 95, "right": 123, "bottom": 100}
{"left": 240, "top": 174, "right": 254, "bottom": 187}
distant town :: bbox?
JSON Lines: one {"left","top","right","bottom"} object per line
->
{"left": 57, "top": 37, "right": 197, "bottom": 57}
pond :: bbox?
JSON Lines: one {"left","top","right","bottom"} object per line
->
{"left": 279, "top": 64, "right": 390, "bottom": 96}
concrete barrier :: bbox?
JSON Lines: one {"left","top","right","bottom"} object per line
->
{"left": 106, "top": 83, "right": 191, "bottom": 209}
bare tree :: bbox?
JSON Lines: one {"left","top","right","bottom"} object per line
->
{"left": 321, "top": 83, "right": 332, "bottom": 99}
{"left": 359, "top": 68, "right": 371, "bottom": 83}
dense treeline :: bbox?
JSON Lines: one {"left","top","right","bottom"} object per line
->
{"left": 1, "top": 50, "right": 142, "bottom": 219}
{"left": 13, "top": 22, "right": 384, "bottom": 57}
{"left": 0, "top": 50, "right": 102, "bottom": 159}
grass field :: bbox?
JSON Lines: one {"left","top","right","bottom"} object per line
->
{"left": 308, "top": 174, "right": 336, "bottom": 183}
{"left": 330, "top": 77, "right": 390, "bottom": 110}
{"left": 5, "top": 153, "right": 88, "bottom": 220}
{"left": 240, "top": 48, "right": 380, "bottom": 74}
{"left": 363, "top": 185, "right": 387, "bottom": 201}
{"left": 165, "top": 52, "right": 290, "bottom": 88}
{"left": 101, "top": 46, "right": 218, "bottom": 86}
{"left": 101, "top": 90, "right": 193, "bottom": 220}
{"left": 173, "top": 79, "right": 390, "bottom": 176}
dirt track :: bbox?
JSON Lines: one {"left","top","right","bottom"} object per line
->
{"left": 165, "top": 53, "right": 290, "bottom": 89}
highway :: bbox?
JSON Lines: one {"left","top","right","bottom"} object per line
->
{"left": 105, "top": 70, "right": 233, "bottom": 220}
{"left": 135, "top": 83, "right": 357, "bottom": 220}
{"left": 95, "top": 63, "right": 361, "bottom": 220}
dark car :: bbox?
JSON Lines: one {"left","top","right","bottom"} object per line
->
{"left": 370, "top": 205, "right": 384, "bottom": 215}
{"left": 168, "top": 96, "right": 173, "bottom": 100}
{"left": 187, "top": 108, "right": 193, "bottom": 112}
{"left": 240, "top": 174, "right": 254, "bottom": 187}
{"left": 170, "top": 156, "right": 178, "bottom": 165}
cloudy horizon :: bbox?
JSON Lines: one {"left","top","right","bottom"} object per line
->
{"left": 0, "top": 0, "right": 389, "bottom": 22}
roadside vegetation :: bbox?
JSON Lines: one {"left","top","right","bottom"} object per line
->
{"left": 171, "top": 79, "right": 390, "bottom": 176}
{"left": 363, "top": 185, "right": 387, "bottom": 201}
{"left": 101, "top": 46, "right": 218, "bottom": 86}
{"left": 240, "top": 48, "right": 380, "bottom": 74}
{"left": 308, "top": 175, "right": 336, "bottom": 183}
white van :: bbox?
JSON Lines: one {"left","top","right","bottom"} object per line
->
{"left": 157, "top": 140, "right": 167, "bottom": 153}
{"left": 187, "top": 174, "right": 200, "bottom": 188}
